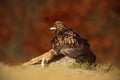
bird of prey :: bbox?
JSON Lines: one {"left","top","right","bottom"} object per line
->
{"left": 23, "top": 21, "right": 96, "bottom": 67}
{"left": 50, "top": 21, "right": 96, "bottom": 64}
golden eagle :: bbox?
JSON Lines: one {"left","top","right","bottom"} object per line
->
{"left": 50, "top": 21, "right": 96, "bottom": 64}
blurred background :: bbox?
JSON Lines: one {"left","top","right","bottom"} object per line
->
{"left": 0, "top": 0, "right": 120, "bottom": 65}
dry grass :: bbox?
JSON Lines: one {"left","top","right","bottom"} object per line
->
{"left": 0, "top": 62, "right": 120, "bottom": 80}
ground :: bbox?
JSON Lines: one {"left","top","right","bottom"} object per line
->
{"left": 0, "top": 57, "right": 120, "bottom": 80}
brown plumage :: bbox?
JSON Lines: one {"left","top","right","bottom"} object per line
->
{"left": 50, "top": 21, "right": 96, "bottom": 64}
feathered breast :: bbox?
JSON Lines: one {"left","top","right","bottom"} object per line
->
{"left": 51, "top": 29, "right": 89, "bottom": 52}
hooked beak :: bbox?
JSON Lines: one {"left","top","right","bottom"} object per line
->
{"left": 50, "top": 27, "right": 56, "bottom": 30}
{"left": 50, "top": 27, "right": 56, "bottom": 33}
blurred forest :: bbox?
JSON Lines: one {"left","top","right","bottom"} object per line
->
{"left": 0, "top": 0, "right": 120, "bottom": 65}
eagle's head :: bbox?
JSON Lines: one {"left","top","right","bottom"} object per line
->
{"left": 50, "top": 21, "right": 66, "bottom": 33}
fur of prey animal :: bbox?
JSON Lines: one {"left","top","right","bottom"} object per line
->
{"left": 50, "top": 21, "right": 96, "bottom": 64}
{"left": 23, "top": 49, "right": 57, "bottom": 66}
